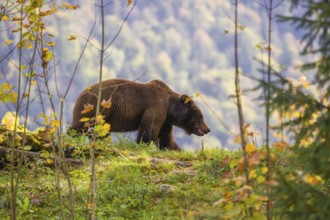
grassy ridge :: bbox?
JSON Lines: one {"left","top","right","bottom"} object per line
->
{"left": 0, "top": 139, "right": 266, "bottom": 219}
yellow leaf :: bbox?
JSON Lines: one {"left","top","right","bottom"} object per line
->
{"left": 62, "top": 2, "right": 79, "bottom": 10}
{"left": 40, "top": 9, "right": 53, "bottom": 17}
{"left": 299, "top": 137, "right": 310, "bottom": 147}
{"left": 261, "top": 167, "right": 268, "bottom": 174}
{"left": 12, "top": 28, "right": 20, "bottom": 33}
{"left": 245, "top": 142, "right": 257, "bottom": 154}
{"left": 0, "top": 134, "right": 6, "bottom": 144}
{"left": 1, "top": 82, "right": 14, "bottom": 92}
{"left": 1, "top": 82, "right": 18, "bottom": 103}
{"left": 10, "top": 91, "right": 18, "bottom": 101}
{"left": 31, "top": 80, "right": 37, "bottom": 86}
{"left": 248, "top": 169, "right": 257, "bottom": 179}
{"left": 224, "top": 202, "right": 233, "bottom": 211}
{"left": 95, "top": 114, "right": 105, "bottom": 124}
{"left": 265, "top": 45, "right": 272, "bottom": 51}
{"left": 257, "top": 175, "right": 265, "bottom": 183}
{"left": 298, "top": 75, "right": 309, "bottom": 88}
{"left": 224, "top": 191, "right": 232, "bottom": 200}
{"left": 95, "top": 123, "right": 110, "bottom": 137}
{"left": 303, "top": 174, "right": 324, "bottom": 186}
{"left": 46, "top": 158, "right": 54, "bottom": 165}
{"left": 87, "top": 203, "right": 93, "bottom": 209}
{"left": 49, "top": 120, "right": 60, "bottom": 133}
{"left": 12, "top": 16, "right": 21, "bottom": 21}
{"left": 43, "top": 143, "right": 52, "bottom": 148}
{"left": 84, "top": 122, "right": 93, "bottom": 128}
{"left": 1, "top": 90, "right": 18, "bottom": 103}
{"left": 234, "top": 176, "right": 244, "bottom": 187}
{"left": 5, "top": 40, "right": 14, "bottom": 45}
{"left": 273, "top": 132, "right": 283, "bottom": 139}
{"left": 103, "top": 123, "right": 110, "bottom": 132}
{"left": 67, "top": 34, "right": 76, "bottom": 40}
{"left": 46, "top": 42, "right": 56, "bottom": 47}
{"left": 42, "top": 50, "right": 53, "bottom": 61}
{"left": 24, "top": 145, "right": 32, "bottom": 151}
{"left": 101, "top": 99, "right": 111, "bottom": 109}
{"left": 79, "top": 117, "right": 90, "bottom": 122}
{"left": 26, "top": 43, "right": 33, "bottom": 49}
{"left": 50, "top": 120, "right": 60, "bottom": 128}
{"left": 1, "top": 112, "right": 19, "bottom": 130}
{"left": 127, "top": 0, "right": 132, "bottom": 6}
{"left": 239, "top": 185, "right": 252, "bottom": 196}
{"left": 3, "top": 15, "right": 10, "bottom": 21}
{"left": 81, "top": 103, "right": 94, "bottom": 114}
{"left": 273, "top": 141, "right": 288, "bottom": 152}
{"left": 233, "top": 134, "right": 241, "bottom": 144}
{"left": 237, "top": 24, "right": 246, "bottom": 31}
{"left": 255, "top": 43, "right": 262, "bottom": 50}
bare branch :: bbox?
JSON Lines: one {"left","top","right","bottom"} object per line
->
{"left": 104, "top": 0, "right": 137, "bottom": 52}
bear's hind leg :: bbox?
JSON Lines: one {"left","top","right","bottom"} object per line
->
{"left": 136, "top": 129, "right": 160, "bottom": 147}
{"left": 136, "top": 111, "right": 164, "bottom": 147}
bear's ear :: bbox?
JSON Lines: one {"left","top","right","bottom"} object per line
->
{"left": 180, "top": 94, "right": 192, "bottom": 105}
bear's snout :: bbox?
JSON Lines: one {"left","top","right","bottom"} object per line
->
{"left": 194, "top": 123, "right": 210, "bottom": 136}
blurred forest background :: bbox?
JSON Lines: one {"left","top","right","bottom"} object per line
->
{"left": 0, "top": 0, "right": 306, "bottom": 149}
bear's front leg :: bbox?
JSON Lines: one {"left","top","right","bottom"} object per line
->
{"left": 159, "top": 123, "right": 180, "bottom": 151}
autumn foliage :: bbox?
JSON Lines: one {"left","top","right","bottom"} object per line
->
{"left": 1, "top": 0, "right": 330, "bottom": 220}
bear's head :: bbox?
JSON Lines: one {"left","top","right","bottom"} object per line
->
{"left": 171, "top": 94, "right": 210, "bottom": 136}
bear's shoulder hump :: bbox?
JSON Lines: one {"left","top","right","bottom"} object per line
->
{"left": 149, "top": 79, "right": 165, "bottom": 85}
{"left": 148, "top": 79, "right": 169, "bottom": 88}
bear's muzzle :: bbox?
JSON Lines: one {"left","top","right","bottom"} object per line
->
{"left": 194, "top": 124, "right": 210, "bottom": 136}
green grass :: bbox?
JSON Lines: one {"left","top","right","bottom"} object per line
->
{"left": 0, "top": 138, "right": 255, "bottom": 219}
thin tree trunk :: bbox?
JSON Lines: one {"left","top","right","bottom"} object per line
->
{"left": 234, "top": 0, "right": 249, "bottom": 188}
{"left": 265, "top": 1, "right": 273, "bottom": 219}
{"left": 12, "top": 18, "right": 40, "bottom": 220}
{"left": 234, "top": 0, "right": 251, "bottom": 216}
{"left": 10, "top": 3, "right": 24, "bottom": 219}
{"left": 87, "top": 0, "right": 106, "bottom": 219}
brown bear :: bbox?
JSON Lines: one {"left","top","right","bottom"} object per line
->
{"left": 69, "top": 79, "right": 210, "bottom": 150}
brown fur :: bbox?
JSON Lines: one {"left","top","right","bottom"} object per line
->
{"left": 69, "top": 79, "right": 210, "bottom": 150}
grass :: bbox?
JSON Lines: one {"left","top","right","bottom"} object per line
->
{"left": 0, "top": 137, "right": 254, "bottom": 219}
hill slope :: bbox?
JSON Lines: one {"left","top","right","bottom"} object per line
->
{"left": 0, "top": 137, "right": 276, "bottom": 219}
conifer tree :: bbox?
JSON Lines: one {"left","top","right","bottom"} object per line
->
{"left": 266, "top": 1, "right": 330, "bottom": 219}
